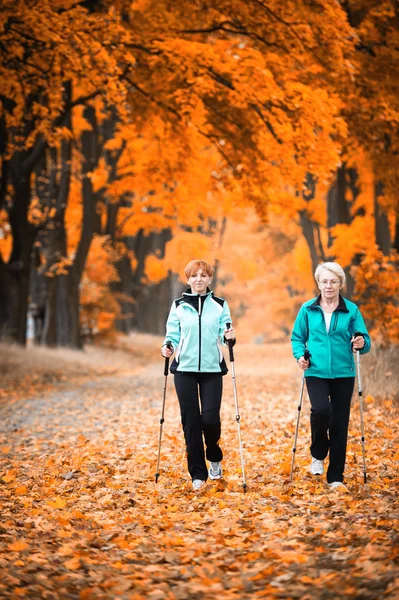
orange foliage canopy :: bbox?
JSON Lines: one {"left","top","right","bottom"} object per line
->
{"left": 127, "top": 0, "right": 353, "bottom": 207}
{"left": 0, "top": 0, "right": 398, "bottom": 344}
{"left": 354, "top": 249, "right": 399, "bottom": 344}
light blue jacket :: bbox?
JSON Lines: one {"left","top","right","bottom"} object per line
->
{"left": 291, "top": 295, "right": 371, "bottom": 379}
{"left": 163, "top": 290, "right": 232, "bottom": 374}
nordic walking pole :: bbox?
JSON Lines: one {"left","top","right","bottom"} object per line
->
{"left": 290, "top": 349, "right": 311, "bottom": 483}
{"left": 226, "top": 323, "right": 247, "bottom": 492}
{"left": 353, "top": 332, "right": 367, "bottom": 484}
{"left": 155, "top": 342, "right": 172, "bottom": 483}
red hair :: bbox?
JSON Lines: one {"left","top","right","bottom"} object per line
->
{"left": 184, "top": 260, "right": 214, "bottom": 279}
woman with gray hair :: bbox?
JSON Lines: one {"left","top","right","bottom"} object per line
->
{"left": 291, "top": 262, "right": 371, "bottom": 489}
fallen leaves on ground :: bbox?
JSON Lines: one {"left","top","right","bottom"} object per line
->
{"left": 0, "top": 342, "right": 398, "bottom": 599}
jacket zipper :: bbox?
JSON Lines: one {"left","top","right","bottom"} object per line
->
{"left": 332, "top": 312, "right": 338, "bottom": 331}
{"left": 319, "top": 306, "right": 332, "bottom": 377}
{"left": 198, "top": 295, "right": 202, "bottom": 371}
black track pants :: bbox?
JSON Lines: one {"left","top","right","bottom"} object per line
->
{"left": 174, "top": 372, "right": 223, "bottom": 481}
{"left": 306, "top": 376, "right": 355, "bottom": 483}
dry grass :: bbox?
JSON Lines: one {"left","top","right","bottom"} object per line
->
{"left": 234, "top": 342, "right": 399, "bottom": 402}
{"left": 361, "top": 344, "right": 399, "bottom": 402}
{"left": 0, "top": 331, "right": 163, "bottom": 397}
{"left": 0, "top": 334, "right": 397, "bottom": 402}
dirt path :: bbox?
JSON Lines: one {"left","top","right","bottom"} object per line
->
{"left": 0, "top": 343, "right": 398, "bottom": 599}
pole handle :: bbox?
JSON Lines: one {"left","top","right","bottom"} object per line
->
{"left": 164, "top": 342, "right": 172, "bottom": 376}
{"left": 351, "top": 330, "right": 364, "bottom": 352}
{"left": 226, "top": 322, "right": 234, "bottom": 362}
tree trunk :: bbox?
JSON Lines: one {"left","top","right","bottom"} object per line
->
{"left": 29, "top": 149, "right": 51, "bottom": 345}
{"left": 0, "top": 109, "right": 9, "bottom": 211}
{"left": 29, "top": 246, "right": 47, "bottom": 344}
{"left": 327, "top": 165, "right": 356, "bottom": 298}
{"left": 374, "top": 182, "right": 391, "bottom": 255}
{"left": 113, "top": 252, "right": 135, "bottom": 334}
{"left": 212, "top": 216, "right": 227, "bottom": 292}
{"left": 327, "top": 165, "right": 352, "bottom": 247}
{"left": 298, "top": 174, "right": 325, "bottom": 277}
{"left": 127, "top": 228, "right": 182, "bottom": 335}
{"left": 336, "top": 166, "right": 351, "bottom": 224}
{"left": 43, "top": 273, "right": 80, "bottom": 347}
{"left": 7, "top": 260, "right": 32, "bottom": 345}
{"left": 39, "top": 102, "right": 99, "bottom": 348}
{"left": 1, "top": 83, "right": 78, "bottom": 345}
{"left": 60, "top": 104, "right": 100, "bottom": 347}
{"left": 394, "top": 209, "right": 399, "bottom": 253}
{"left": 30, "top": 88, "right": 73, "bottom": 346}
{"left": 43, "top": 276, "right": 57, "bottom": 346}
{"left": 41, "top": 100, "right": 105, "bottom": 348}
{"left": 347, "top": 168, "right": 363, "bottom": 216}
{"left": 299, "top": 210, "right": 320, "bottom": 276}
{"left": 6, "top": 176, "right": 37, "bottom": 344}
{"left": 135, "top": 274, "right": 183, "bottom": 334}
{"left": 0, "top": 256, "right": 10, "bottom": 338}
{"left": 66, "top": 275, "right": 82, "bottom": 348}
{"left": 326, "top": 184, "right": 337, "bottom": 248}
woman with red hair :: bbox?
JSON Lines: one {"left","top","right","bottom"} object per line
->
{"left": 161, "top": 259, "right": 236, "bottom": 491}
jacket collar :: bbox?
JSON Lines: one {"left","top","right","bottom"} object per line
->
{"left": 181, "top": 288, "right": 212, "bottom": 311}
{"left": 310, "top": 294, "right": 349, "bottom": 312}
{"left": 183, "top": 287, "right": 212, "bottom": 298}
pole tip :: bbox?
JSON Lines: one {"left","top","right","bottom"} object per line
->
{"left": 155, "top": 473, "right": 159, "bottom": 483}
{"left": 243, "top": 483, "right": 247, "bottom": 493}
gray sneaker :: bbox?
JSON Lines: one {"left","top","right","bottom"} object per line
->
{"left": 192, "top": 479, "right": 205, "bottom": 491}
{"left": 310, "top": 457, "right": 324, "bottom": 475}
{"left": 328, "top": 481, "right": 348, "bottom": 491}
{"left": 209, "top": 461, "right": 222, "bottom": 480}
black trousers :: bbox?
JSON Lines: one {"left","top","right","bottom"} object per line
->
{"left": 174, "top": 372, "right": 223, "bottom": 481}
{"left": 306, "top": 376, "right": 355, "bottom": 483}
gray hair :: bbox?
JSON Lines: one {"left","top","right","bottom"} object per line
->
{"left": 314, "top": 262, "right": 346, "bottom": 289}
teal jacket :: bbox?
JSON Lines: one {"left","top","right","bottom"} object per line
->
{"left": 291, "top": 295, "right": 371, "bottom": 379}
{"left": 163, "top": 289, "right": 232, "bottom": 374}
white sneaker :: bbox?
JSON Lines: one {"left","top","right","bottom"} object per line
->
{"left": 310, "top": 457, "right": 324, "bottom": 475}
{"left": 209, "top": 461, "right": 222, "bottom": 480}
{"left": 328, "top": 481, "right": 347, "bottom": 490}
{"left": 192, "top": 479, "right": 205, "bottom": 491}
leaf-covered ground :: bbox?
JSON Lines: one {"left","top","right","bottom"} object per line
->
{"left": 0, "top": 341, "right": 398, "bottom": 599}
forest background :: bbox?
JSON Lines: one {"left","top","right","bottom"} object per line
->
{"left": 0, "top": 0, "right": 398, "bottom": 360}
{"left": 1, "top": 5, "right": 399, "bottom": 598}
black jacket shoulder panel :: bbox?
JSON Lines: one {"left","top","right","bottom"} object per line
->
{"left": 174, "top": 297, "right": 184, "bottom": 308}
{"left": 212, "top": 295, "right": 225, "bottom": 308}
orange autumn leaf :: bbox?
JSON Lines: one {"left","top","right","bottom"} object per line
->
{"left": 46, "top": 497, "right": 67, "bottom": 509}
{"left": 8, "top": 541, "right": 29, "bottom": 552}
{"left": 2, "top": 469, "right": 17, "bottom": 483}
{"left": 64, "top": 557, "right": 81, "bottom": 571}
